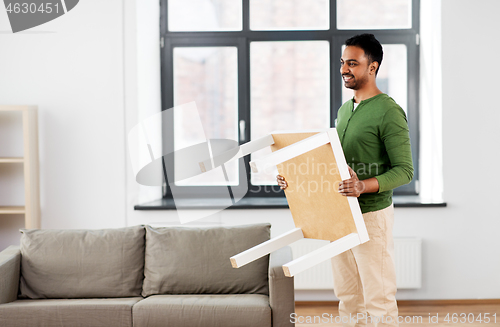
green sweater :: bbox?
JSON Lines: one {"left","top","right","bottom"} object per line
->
{"left": 336, "top": 93, "right": 414, "bottom": 213}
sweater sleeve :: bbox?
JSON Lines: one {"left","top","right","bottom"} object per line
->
{"left": 375, "top": 107, "right": 414, "bottom": 192}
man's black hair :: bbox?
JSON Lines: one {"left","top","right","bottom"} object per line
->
{"left": 345, "top": 34, "right": 383, "bottom": 75}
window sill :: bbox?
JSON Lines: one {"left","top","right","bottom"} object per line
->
{"left": 134, "top": 196, "right": 446, "bottom": 210}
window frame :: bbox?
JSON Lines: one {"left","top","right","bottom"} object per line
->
{"left": 160, "top": 0, "right": 420, "bottom": 200}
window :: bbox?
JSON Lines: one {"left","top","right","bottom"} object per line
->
{"left": 160, "top": 0, "right": 420, "bottom": 202}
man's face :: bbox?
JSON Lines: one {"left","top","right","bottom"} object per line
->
{"left": 340, "top": 46, "right": 372, "bottom": 90}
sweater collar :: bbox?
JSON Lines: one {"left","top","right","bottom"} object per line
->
{"left": 352, "top": 93, "right": 386, "bottom": 107}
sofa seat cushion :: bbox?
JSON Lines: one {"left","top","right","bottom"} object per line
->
{"left": 133, "top": 294, "right": 271, "bottom": 327}
{"left": 0, "top": 297, "right": 142, "bottom": 327}
{"left": 142, "top": 224, "right": 270, "bottom": 297}
{"left": 19, "top": 226, "right": 145, "bottom": 299}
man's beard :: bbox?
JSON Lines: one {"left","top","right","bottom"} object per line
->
{"left": 342, "top": 74, "right": 367, "bottom": 90}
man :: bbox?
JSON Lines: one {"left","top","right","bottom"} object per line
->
{"left": 277, "top": 34, "right": 413, "bottom": 327}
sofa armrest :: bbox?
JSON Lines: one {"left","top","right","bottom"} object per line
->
{"left": 269, "top": 246, "right": 294, "bottom": 327}
{"left": 0, "top": 246, "right": 21, "bottom": 304}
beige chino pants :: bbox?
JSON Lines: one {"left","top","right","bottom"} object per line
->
{"left": 331, "top": 204, "right": 398, "bottom": 327}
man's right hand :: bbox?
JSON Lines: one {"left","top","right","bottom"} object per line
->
{"left": 276, "top": 175, "right": 288, "bottom": 190}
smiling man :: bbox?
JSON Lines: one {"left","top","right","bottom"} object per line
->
{"left": 277, "top": 33, "right": 413, "bottom": 327}
{"left": 334, "top": 34, "right": 414, "bottom": 327}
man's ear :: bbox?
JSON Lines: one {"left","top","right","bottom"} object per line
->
{"left": 370, "top": 61, "right": 379, "bottom": 75}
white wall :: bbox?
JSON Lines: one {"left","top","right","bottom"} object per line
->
{"left": 1, "top": 0, "right": 499, "bottom": 300}
{"left": 436, "top": 0, "right": 500, "bottom": 298}
{"left": 0, "top": 0, "right": 127, "bottom": 244}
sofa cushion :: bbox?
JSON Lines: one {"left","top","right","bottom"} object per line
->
{"left": 0, "top": 297, "right": 142, "bottom": 327}
{"left": 19, "top": 226, "right": 145, "bottom": 299}
{"left": 142, "top": 224, "right": 270, "bottom": 297}
{"left": 133, "top": 294, "right": 271, "bottom": 327}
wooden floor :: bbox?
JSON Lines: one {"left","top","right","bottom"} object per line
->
{"left": 295, "top": 301, "right": 500, "bottom": 326}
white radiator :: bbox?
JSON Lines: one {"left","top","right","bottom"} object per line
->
{"left": 290, "top": 238, "right": 422, "bottom": 289}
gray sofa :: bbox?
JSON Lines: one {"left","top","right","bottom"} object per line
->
{"left": 0, "top": 224, "right": 294, "bottom": 327}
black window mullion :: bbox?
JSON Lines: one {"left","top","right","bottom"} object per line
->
{"left": 161, "top": 36, "right": 174, "bottom": 197}
{"left": 160, "top": 0, "right": 168, "bottom": 35}
{"left": 237, "top": 37, "right": 251, "bottom": 190}
{"left": 330, "top": 0, "right": 338, "bottom": 127}
{"left": 330, "top": 0, "right": 337, "bottom": 31}
{"left": 242, "top": 0, "right": 250, "bottom": 31}
{"left": 412, "top": 0, "right": 420, "bottom": 33}
{"left": 332, "top": 35, "right": 348, "bottom": 118}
